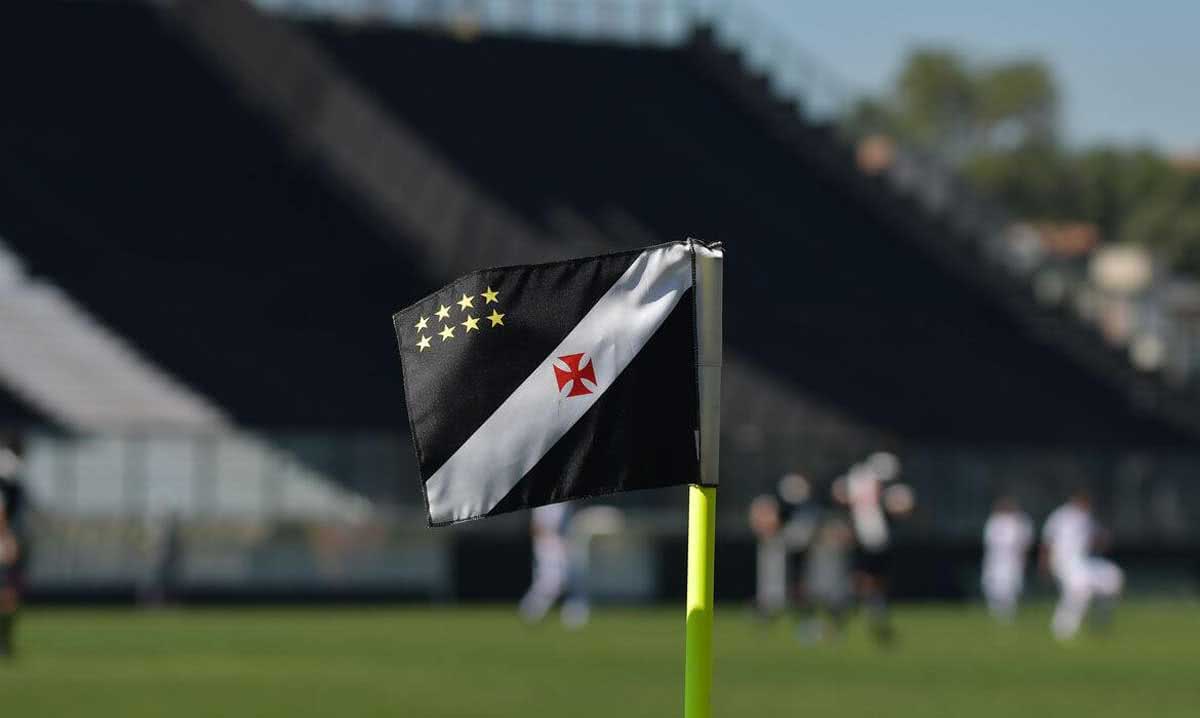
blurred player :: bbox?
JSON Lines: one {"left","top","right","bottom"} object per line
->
{"left": 519, "top": 503, "right": 574, "bottom": 626}
{"left": 1041, "top": 489, "right": 1124, "bottom": 640}
{"left": 0, "top": 498, "right": 17, "bottom": 659}
{"left": 563, "top": 505, "right": 625, "bottom": 629}
{"left": 796, "top": 515, "right": 854, "bottom": 642}
{"left": 834, "top": 451, "right": 911, "bottom": 645}
{"left": 0, "top": 434, "right": 27, "bottom": 659}
{"left": 748, "top": 494, "right": 786, "bottom": 619}
{"left": 749, "top": 474, "right": 819, "bottom": 622}
{"left": 981, "top": 496, "right": 1033, "bottom": 622}
{"left": 777, "top": 474, "right": 820, "bottom": 615}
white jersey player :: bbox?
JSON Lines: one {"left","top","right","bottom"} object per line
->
{"left": 519, "top": 503, "right": 571, "bottom": 624}
{"left": 748, "top": 494, "right": 787, "bottom": 618}
{"left": 981, "top": 497, "right": 1032, "bottom": 621}
{"left": 1041, "top": 491, "right": 1123, "bottom": 640}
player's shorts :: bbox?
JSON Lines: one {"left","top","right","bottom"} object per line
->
{"left": 982, "top": 561, "right": 1025, "bottom": 597}
{"left": 853, "top": 547, "right": 891, "bottom": 578}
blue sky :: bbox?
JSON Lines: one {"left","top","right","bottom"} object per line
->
{"left": 746, "top": 0, "right": 1198, "bottom": 153}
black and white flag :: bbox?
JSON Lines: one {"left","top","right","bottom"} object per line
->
{"left": 394, "top": 239, "right": 723, "bottom": 526}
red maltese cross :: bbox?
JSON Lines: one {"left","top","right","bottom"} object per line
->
{"left": 553, "top": 353, "right": 598, "bottom": 397}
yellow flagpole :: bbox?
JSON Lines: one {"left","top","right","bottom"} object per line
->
{"left": 684, "top": 483, "right": 716, "bottom": 718}
{"left": 687, "top": 237, "right": 722, "bottom": 718}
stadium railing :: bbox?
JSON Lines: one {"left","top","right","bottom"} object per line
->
{"left": 15, "top": 428, "right": 1200, "bottom": 601}
{"left": 19, "top": 421, "right": 1200, "bottom": 544}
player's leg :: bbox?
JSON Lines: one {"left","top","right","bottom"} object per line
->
{"left": 0, "top": 535, "right": 20, "bottom": 657}
{"left": 986, "top": 564, "right": 1020, "bottom": 622}
{"left": 560, "top": 536, "right": 592, "bottom": 630}
{"left": 982, "top": 568, "right": 1005, "bottom": 621}
{"left": 796, "top": 580, "right": 831, "bottom": 643}
{"left": 559, "top": 595, "right": 589, "bottom": 630}
{"left": 861, "top": 577, "right": 892, "bottom": 644}
{"left": 519, "top": 536, "right": 568, "bottom": 623}
{"left": 1085, "top": 558, "right": 1123, "bottom": 631}
{"left": 0, "top": 579, "right": 16, "bottom": 657}
{"left": 1051, "top": 569, "right": 1092, "bottom": 640}
{"left": 1087, "top": 558, "right": 1124, "bottom": 598}
{"left": 984, "top": 585, "right": 1009, "bottom": 622}
{"left": 856, "top": 556, "right": 894, "bottom": 645}
{"left": 755, "top": 536, "right": 787, "bottom": 620}
{"left": 1009, "top": 568, "right": 1025, "bottom": 619}
{"left": 826, "top": 592, "right": 851, "bottom": 640}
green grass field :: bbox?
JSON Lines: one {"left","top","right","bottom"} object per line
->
{"left": 1, "top": 602, "right": 1197, "bottom": 717}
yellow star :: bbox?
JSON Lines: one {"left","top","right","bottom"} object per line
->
{"left": 481, "top": 286, "right": 500, "bottom": 304}
{"left": 414, "top": 316, "right": 429, "bottom": 332}
{"left": 486, "top": 309, "right": 505, "bottom": 327}
{"left": 456, "top": 293, "right": 475, "bottom": 311}
{"left": 438, "top": 325, "right": 455, "bottom": 341}
{"left": 461, "top": 315, "right": 480, "bottom": 332}
{"left": 416, "top": 335, "right": 431, "bottom": 352}
{"left": 434, "top": 304, "right": 452, "bottom": 321}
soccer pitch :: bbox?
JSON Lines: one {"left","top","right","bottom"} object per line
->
{"left": 0, "top": 603, "right": 1196, "bottom": 717}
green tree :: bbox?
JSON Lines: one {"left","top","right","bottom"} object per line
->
{"left": 857, "top": 49, "right": 1058, "bottom": 162}
{"left": 975, "top": 61, "right": 1058, "bottom": 148}
{"left": 853, "top": 46, "right": 1200, "bottom": 276}
{"left": 964, "top": 144, "right": 1076, "bottom": 220}
{"left": 1075, "top": 148, "right": 1173, "bottom": 236}
{"left": 894, "top": 49, "right": 976, "bottom": 157}
{"left": 1120, "top": 170, "right": 1200, "bottom": 274}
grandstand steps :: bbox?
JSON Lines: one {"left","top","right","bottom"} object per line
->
{"left": 161, "top": 0, "right": 883, "bottom": 485}
{"left": 686, "top": 25, "right": 1200, "bottom": 441}
{"left": 0, "top": 3, "right": 438, "bottom": 508}
{"left": 0, "top": 2, "right": 432, "bottom": 428}
{"left": 20, "top": 431, "right": 370, "bottom": 522}
{"left": 166, "top": 0, "right": 597, "bottom": 277}
{"left": 0, "top": 240, "right": 228, "bottom": 432}
{"left": 301, "top": 22, "right": 1193, "bottom": 446}
{"left": 0, "top": 1, "right": 1191, "bottom": 504}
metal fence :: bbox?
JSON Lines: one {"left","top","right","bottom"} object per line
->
{"left": 18, "top": 430, "right": 1200, "bottom": 538}
{"left": 255, "top": 0, "right": 696, "bottom": 44}
{"left": 11, "top": 429, "right": 1200, "bottom": 598}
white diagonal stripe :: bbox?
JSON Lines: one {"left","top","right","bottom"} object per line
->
{"left": 425, "top": 242, "right": 694, "bottom": 524}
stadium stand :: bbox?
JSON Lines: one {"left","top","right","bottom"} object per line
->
{"left": 0, "top": 1, "right": 1196, "bottom": 602}
{"left": 2, "top": 2, "right": 1193, "bottom": 450}
{"left": 307, "top": 22, "right": 1192, "bottom": 445}
{"left": 163, "top": 0, "right": 881, "bottom": 467}
{"left": 5, "top": 1, "right": 1186, "bottom": 448}
{"left": 0, "top": 2, "right": 428, "bottom": 428}
{"left": 0, "top": 3, "right": 874, "bottom": 534}
{"left": 0, "top": 237, "right": 227, "bottom": 431}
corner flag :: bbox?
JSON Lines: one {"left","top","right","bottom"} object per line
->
{"left": 394, "top": 239, "right": 722, "bottom": 526}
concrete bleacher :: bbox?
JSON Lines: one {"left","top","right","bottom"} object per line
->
{"left": 0, "top": 238, "right": 227, "bottom": 431}
{"left": 0, "top": 3, "right": 420, "bottom": 524}
{"left": 2, "top": 3, "right": 1196, "bottom": 602}
{"left": 2, "top": 3, "right": 1190, "bottom": 456}
{"left": 0, "top": 2, "right": 426, "bottom": 429}
{"left": 6, "top": 3, "right": 1180, "bottom": 448}
{"left": 308, "top": 23, "right": 1190, "bottom": 446}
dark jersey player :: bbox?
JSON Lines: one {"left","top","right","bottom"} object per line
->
{"left": 833, "top": 452, "right": 913, "bottom": 645}
{"left": 0, "top": 433, "right": 28, "bottom": 658}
